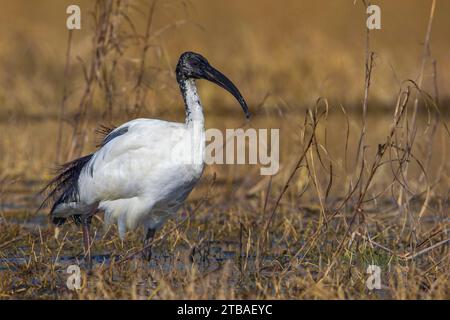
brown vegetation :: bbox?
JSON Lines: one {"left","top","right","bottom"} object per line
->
{"left": 0, "top": 0, "right": 448, "bottom": 299}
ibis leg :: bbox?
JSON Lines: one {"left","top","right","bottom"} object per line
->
{"left": 81, "top": 216, "right": 92, "bottom": 271}
{"left": 143, "top": 228, "right": 156, "bottom": 261}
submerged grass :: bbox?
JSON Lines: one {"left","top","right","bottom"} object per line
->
{"left": 1, "top": 103, "right": 448, "bottom": 299}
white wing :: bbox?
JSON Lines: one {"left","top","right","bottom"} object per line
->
{"left": 78, "top": 118, "right": 186, "bottom": 204}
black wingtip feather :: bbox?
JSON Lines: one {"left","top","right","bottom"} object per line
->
{"left": 38, "top": 154, "right": 93, "bottom": 225}
{"left": 39, "top": 125, "right": 123, "bottom": 226}
{"left": 95, "top": 124, "right": 117, "bottom": 147}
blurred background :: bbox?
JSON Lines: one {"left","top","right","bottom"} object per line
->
{"left": 0, "top": 0, "right": 449, "bottom": 118}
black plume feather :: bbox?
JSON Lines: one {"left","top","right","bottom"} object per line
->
{"left": 38, "top": 154, "right": 93, "bottom": 225}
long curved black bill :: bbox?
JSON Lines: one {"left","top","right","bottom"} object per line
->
{"left": 203, "top": 66, "right": 251, "bottom": 119}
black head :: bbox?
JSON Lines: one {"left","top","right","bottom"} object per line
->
{"left": 176, "top": 52, "right": 250, "bottom": 119}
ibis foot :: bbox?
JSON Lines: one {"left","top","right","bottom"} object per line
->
{"left": 143, "top": 228, "right": 156, "bottom": 262}
{"left": 81, "top": 216, "right": 93, "bottom": 273}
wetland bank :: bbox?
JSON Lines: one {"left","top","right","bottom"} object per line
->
{"left": 1, "top": 109, "right": 448, "bottom": 299}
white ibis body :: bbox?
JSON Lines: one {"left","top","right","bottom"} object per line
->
{"left": 41, "top": 52, "right": 250, "bottom": 266}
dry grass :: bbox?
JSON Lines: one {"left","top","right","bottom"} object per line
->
{"left": 0, "top": 0, "right": 449, "bottom": 299}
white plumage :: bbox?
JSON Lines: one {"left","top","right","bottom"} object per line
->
{"left": 82, "top": 116, "right": 204, "bottom": 238}
{"left": 41, "top": 52, "right": 249, "bottom": 265}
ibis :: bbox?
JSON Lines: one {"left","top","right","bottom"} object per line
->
{"left": 41, "top": 52, "right": 250, "bottom": 267}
